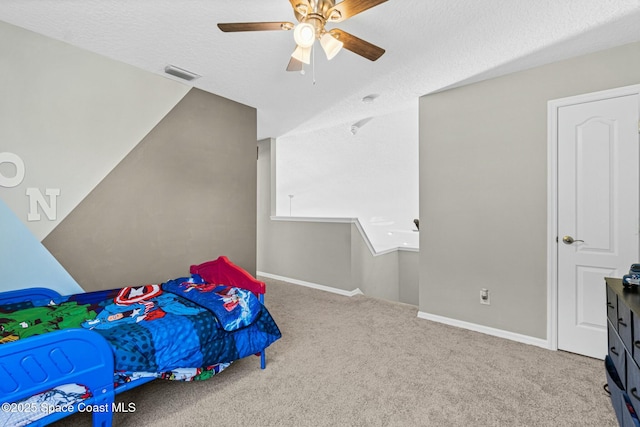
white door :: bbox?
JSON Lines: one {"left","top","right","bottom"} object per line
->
{"left": 557, "top": 92, "right": 639, "bottom": 359}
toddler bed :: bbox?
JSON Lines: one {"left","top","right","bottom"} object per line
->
{"left": 0, "top": 256, "right": 281, "bottom": 426}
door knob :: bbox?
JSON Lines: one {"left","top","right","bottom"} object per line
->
{"left": 562, "top": 235, "right": 584, "bottom": 245}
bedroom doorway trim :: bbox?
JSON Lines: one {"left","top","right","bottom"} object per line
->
{"left": 547, "top": 83, "right": 640, "bottom": 354}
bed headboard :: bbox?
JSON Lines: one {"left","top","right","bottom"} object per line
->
{"left": 190, "top": 256, "right": 265, "bottom": 296}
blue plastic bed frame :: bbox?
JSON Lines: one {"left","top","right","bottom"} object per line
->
{"left": 0, "top": 288, "right": 120, "bottom": 427}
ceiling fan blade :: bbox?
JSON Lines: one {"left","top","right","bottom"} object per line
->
{"left": 287, "top": 56, "right": 304, "bottom": 72}
{"left": 325, "top": 0, "right": 388, "bottom": 23}
{"left": 217, "top": 22, "right": 295, "bottom": 32}
{"left": 330, "top": 29, "right": 385, "bottom": 61}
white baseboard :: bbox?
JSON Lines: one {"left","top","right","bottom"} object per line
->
{"left": 257, "top": 271, "right": 363, "bottom": 297}
{"left": 417, "top": 311, "right": 551, "bottom": 350}
{"left": 258, "top": 272, "right": 548, "bottom": 349}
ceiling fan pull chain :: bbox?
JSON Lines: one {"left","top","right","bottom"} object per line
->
{"left": 312, "top": 44, "right": 316, "bottom": 85}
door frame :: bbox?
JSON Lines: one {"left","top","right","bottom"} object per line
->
{"left": 547, "top": 84, "right": 640, "bottom": 352}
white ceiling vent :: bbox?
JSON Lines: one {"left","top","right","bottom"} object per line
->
{"left": 164, "top": 65, "right": 200, "bottom": 81}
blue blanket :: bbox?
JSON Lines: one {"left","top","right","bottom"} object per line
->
{"left": 0, "top": 280, "right": 281, "bottom": 373}
{"left": 162, "top": 274, "right": 262, "bottom": 331}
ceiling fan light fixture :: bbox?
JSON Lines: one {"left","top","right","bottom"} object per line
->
{"left": 328, "top": 10, "right": 342, "bottom": 21}
{"left": 320, "top": 32, "right": 343, "bottom": 60}
{"left": 294, "top": 3, "right": 309, "bottom": 16}
{"left": 291, "top": 45, "right": 312, "bottom": 65}
{"left": 293, "top": 23, "right": 316, "bottom": 48}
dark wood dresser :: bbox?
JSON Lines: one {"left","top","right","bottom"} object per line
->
{"left": 606, "top": 277, "right": 640, "bottom": 426}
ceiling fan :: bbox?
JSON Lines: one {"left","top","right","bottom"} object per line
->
{"left": 217, "top": 0, "right": 388, "bottom": 71}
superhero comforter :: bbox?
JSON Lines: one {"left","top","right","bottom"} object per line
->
{"left": 0, "top": 274, "right": 281, "bottom": 377}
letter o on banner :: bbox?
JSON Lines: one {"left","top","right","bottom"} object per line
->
{"left": 0, "top": 152, "right": 25, "bottom": 188}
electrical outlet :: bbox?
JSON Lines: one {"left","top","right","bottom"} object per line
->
{"left": 480, "top": 288, "right": 490, "bottom": 305}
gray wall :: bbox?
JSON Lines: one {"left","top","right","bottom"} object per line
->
{"left": 44, "top": 89, "right": 257, "bottom": 291}
{"left": 419, "top": 42, "right": 640, "bottom": 339}
{"left": 351, "top": 226, "right": 400, "bottom": 301}
{"left": 0, "top": 21, "right": 258, "bottom": 293}
{"left": 261, "top": 219, "right": 355, "bottom": 290}
{"left": 398, "top": 250, "right": 419, "bottom": 305}
{"left": 257, "top": 139, "right": 354, "bottom": 291}
{"left": 257, "top": 138, "right": 419, "bottom": 304}
{"left": 0, "top": 20, "right": 189, "bottom": 242}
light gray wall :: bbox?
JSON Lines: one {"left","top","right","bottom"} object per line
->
{"left": 0, "top": 20, "right": 257, "bottom": 292}
{"left": 419, "top": 42, "right": 640, "bottom": 339}
{"left": 257, "top": 139, "right": 354, "bottom": 291}
{"left": 258, "top": 138, "right": 419, "bottom": 304}
{"left": 398, "top": 250, "right": 419, "bottom": 305}
{"left": 0, "top": 20, "right": 189, "bottom": 241}
{"left": 261, "top": 220, "right": 355, "bottom": 290}
{"left": 351, "top": 227, "right": 400, "bottom": 301}
{"left": 44, "top": 89, "right": 257, "bottom": 291}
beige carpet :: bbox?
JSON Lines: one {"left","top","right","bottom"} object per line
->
{"left": 55, "top": 277, "right": 616, "bottom": 427}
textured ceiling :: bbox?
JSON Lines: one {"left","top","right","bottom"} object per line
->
{"left": 0, "top": 1, "right": 639, "bottom": 139}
